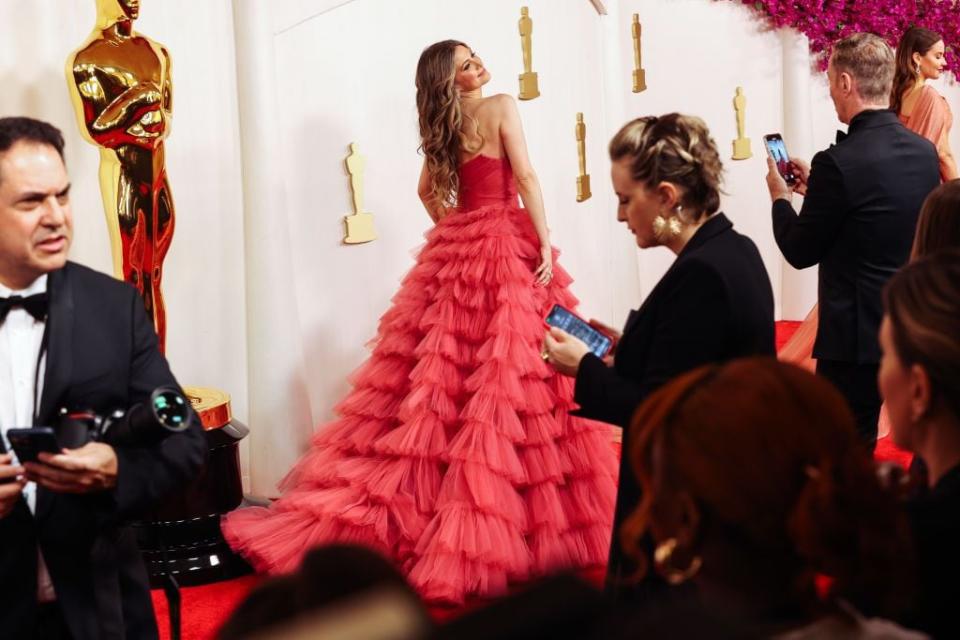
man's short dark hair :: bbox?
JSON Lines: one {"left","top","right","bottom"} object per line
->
{"left": 0, "top": 117, "right": 66, "bottom": 183}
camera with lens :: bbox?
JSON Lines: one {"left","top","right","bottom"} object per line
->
{"left": 59, "top": 387, "right": 193, "bottom": 448}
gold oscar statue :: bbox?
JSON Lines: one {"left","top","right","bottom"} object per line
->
{"left": 64, "top": 3, "right": 247, "bottom": 597}
{"left": 66, "top": 0, "right": 174, "bottom": 353}
{"left": 631, "top": 14, "right": 647, "bottom": 93}
{"left": 518, "top": 7, "right": 540, "bottom": 100}
{"left": 575, "top": 113, "right": 591, "bottom": 202}
{"left": 343, "top": 143, "right": 377, "bottom": 244}
{"left": 732, "top": 86, "right": 753, "bottom": 160}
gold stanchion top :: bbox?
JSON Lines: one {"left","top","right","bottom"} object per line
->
{"left": 183, "top": 386, "right": 232, "bottom": 430}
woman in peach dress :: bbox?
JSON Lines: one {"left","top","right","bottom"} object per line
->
{"left": 779, "top": 28, "right": 956, "bottom": 434}
{"left": 892, "top": 27, "right": 957, "bottom": 182}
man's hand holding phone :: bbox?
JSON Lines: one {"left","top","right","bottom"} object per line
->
{"left": 763, "top": 133, "right": 810, "bottom": 200}
{"left": 0, "top": 453, "right": 26, "bottom": 519}
{"left": 25, "top": 442, "right": 118, "bottom": 494}
{"left": 766, "top": 157, "right": 794, "bottom": 202}
{"left": 788, "top": 157, "right": 810, "bottom": 195}
{"left": 766, "top": 156, "right": 810, "bottom": 200}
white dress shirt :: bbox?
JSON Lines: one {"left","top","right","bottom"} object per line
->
{"left": 0, "top": 274, "right": 56, "bottom": 602}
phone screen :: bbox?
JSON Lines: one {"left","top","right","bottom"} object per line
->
{"left": 6, "top": 427, "right": 60, "bottom": 464}
{"left": 763, "top": 134, "right": 798, "bottom": 184}
{"left": 544, "top": 305, "right": 613, "bottom": 358}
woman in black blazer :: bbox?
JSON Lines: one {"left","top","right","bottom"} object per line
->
{"left": 543, "top": 114, "right": 776, "bottom": 597}
{"left": 880, "top": 251, "right": 960, "bottom": 638}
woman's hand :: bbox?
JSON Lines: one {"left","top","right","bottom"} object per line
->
{"left": 542, "top": 326, "right": 590, "bottom": 377}
{"left": 534, "top": 244, "right": 553, "bottom": 286}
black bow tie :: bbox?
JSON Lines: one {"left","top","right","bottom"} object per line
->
{"left": 836, "top": 130, "right": 848, "bottom": 143}
{"left": 0, "top": 293, "right": 49, "bottom": 323}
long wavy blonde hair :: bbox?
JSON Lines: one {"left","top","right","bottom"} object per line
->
{"left": 415, "top": 40, "right": 483, "bottom": 208}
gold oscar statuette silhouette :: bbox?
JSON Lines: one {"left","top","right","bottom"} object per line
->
{"left": 66, "top": 0, "right": 175, "bottom": 354}
{"left": 632, "top": 14, "right": 647, "bottom": 93}
{"left": 518, "top": 7, "right": 540, "bottom": 100}
{"left": 575, "top": 113, "right": 591, "bottom": 202}
{"left": 343, "top": 143, "right": 377, "bottom": 244}
{"left": 732, "top": 86, "right": 753, "bottom": 160}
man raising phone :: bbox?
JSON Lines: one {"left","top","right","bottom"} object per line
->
{"left": 764, "top": 33, "right": 939, "bottom": 448}
{"left": 0, "top": 117, "right": 205, "bottom": 639}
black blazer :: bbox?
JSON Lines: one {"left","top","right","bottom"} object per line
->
{"left": 0, "top": 263, "right": 206, "bottom": 640}
{"left": 772, "top": 109, "right": 939, "bottom": 364}
{"left": 573, "top": 213, "right": 775, "bottom": 589}
{"left": 905, "top": 464, "right": 960, "bottom": 638}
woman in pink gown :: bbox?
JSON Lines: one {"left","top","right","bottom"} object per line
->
{"left": 779, "top": 27, "right": 955, "bottom": 397}
{"left": 222, "top": 40, "right": 617, "bottom": 605}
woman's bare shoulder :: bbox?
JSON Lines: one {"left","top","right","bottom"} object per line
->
{"left": 479, "top": 93, "right": 517, "bottom": 112}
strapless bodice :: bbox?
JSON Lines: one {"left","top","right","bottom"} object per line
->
{"left": 457, "top": 155, "right": 519, "bottom": 210}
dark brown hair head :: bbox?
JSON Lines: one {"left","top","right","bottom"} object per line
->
{"left": 621, "top": 357, "right": 912, "bottom": 615}
{"left": 884, "top": 249, "right": 960, "bottom": 420}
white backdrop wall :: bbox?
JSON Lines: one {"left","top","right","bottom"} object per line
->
{"left": 3, "top": 0, "right": 958, "bottom": 495}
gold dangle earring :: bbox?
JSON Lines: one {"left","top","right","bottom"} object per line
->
{"left": 652, "top": 204, "right": 683, "bottom": 242}
{"left": 915, "top": 61, "right": 922, "bottom": 76}
{"left": 653, "top": 537, "right": 702, "bottom": 585}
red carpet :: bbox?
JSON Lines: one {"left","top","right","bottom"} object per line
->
{"left": 776, "top": 320, "right": 803, "bottom": 351}
{"left": 150, "top": 565, "right": 604, "bottom": 639}
{"left": 152, "top": 321, "right": 914, "bottom": 639}
{"left": 151, "top": 575, "right": 260, "bottom": 640}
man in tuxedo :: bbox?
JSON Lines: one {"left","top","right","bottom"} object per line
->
{"left": 765, "top": 33, "right": 939, "bottom": 448}
{"left": 0, "top": 117, "right": 206, "bottom": 639}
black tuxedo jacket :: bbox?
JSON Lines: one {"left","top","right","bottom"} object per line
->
{"left": 573, "top": 213, "right": 775, "bottom": 591}
{"left": 0, "top": 262, "right": 206, "bottom": 639}
{"left": 772, "top": 109, "right": 939, "bottom": 364}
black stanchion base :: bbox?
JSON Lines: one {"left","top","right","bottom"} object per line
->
{"left": 135, "top": 419, "right": 252, "bottom": 587}
{"left": 135, "top": 514, "right": 253, "bottom": 588}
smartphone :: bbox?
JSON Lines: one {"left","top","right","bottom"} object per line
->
{"left": 544, "top": 304, "right": 613, "bottom": 358}
{"left": 763, "top": 133, "right": 798, "bottom": 185}
{"left": 6, "top": 427, "right": 61, "bottom": 464}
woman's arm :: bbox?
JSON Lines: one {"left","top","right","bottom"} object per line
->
{"left": 574, "top": 261, "right": 730, "bottom": 427}
{"left": 937, "top": 127, "right": 958, "bottom": 181}
{"left": 417, "top": 160, "right": 446, "bottom": 223}
{"left": 497, "top": 94, "right": 552, "bottom": 285}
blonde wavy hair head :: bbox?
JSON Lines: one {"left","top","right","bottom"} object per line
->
{"left": 608, "top": 113, "right": 724, "bottom": 222}
{"left": 415, "top": 40, "right": 483, "bottom": 208}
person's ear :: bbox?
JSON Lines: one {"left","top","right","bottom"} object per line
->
{"left": 655, "top": 182, "right": 681, "bottom": 211}
{"left": 841, "top": 72, "right": 853, "bottom": 95}
{"left": 674, "top": 491, "right": 701, "bottom": 547}
{"left": 909, "top": 363, "right": 933, "bottom": 423}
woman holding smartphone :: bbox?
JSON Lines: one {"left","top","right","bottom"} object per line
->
{"left": 224, "top": 40, "right": 617, "bottom": 605}
{"left": 542, "top": 114, "right": 776, "bottom": 596}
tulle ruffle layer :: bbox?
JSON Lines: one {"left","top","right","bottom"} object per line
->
{"left": 222, "top": 202, "right": 617, "bottom": 604}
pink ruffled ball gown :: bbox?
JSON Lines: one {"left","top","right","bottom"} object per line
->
{"left": 222, "top": 154, "right": 618, "bottom": 604}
